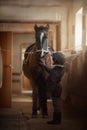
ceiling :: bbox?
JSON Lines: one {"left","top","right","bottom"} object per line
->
{"left": 0, "top": 0, "right": 73, "bottom": 22}
{"left": 0, "top": 0, "right": 72, "bottom": 7}
{"left": 0, "top": 0, "right": 83, "bottom": 22}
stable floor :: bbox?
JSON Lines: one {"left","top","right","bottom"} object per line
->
{"left": 0, "top": 96, "right": 87, "bottom": 130}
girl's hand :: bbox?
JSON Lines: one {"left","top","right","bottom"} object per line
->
{"left": 40, "top": 59, "right": 46, "bottom": 66}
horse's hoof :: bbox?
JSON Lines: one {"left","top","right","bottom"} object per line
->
{"left": 42, "top": 114, "right": 48, "bottom": 118}
{"left": 32, "top": 114, "right": 38, "bottom": 118}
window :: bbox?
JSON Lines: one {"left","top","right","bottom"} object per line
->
{"left": 75, "top": 7, "right": 83, "bottom": 51}
{"left": 86, "top": 11, "right": 87, "bottom": 46}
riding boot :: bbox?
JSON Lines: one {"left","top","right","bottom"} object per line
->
{"left": 47, "top": 112, "right": 61, "bottom": 125}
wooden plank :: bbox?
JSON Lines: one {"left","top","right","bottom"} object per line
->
{"left": 0, "top": 32, "right": 12, "bottom": 108}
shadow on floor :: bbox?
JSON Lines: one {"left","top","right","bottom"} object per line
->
{"left": 0, "top": 99, "right": 87, "bottom": 130}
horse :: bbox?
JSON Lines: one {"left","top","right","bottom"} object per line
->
{"left": 22, "top": 24, "right": 54, "bottom": 118}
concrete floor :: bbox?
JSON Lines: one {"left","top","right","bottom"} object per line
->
{"left": 0, "top": 97, "right": 87, "bottom": 130}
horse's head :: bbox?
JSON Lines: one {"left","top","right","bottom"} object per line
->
{"left": 34, "top": 24, "right": 49, "bottom": 58}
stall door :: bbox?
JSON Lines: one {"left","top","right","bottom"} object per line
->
{"left": 0, "top": 32, "right": 12, "bottom": 108}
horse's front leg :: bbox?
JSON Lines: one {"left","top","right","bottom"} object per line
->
{"left": 32, "top": 86, "right": 40, "bottom": 118}
{"left": 37, "top": 76, "right": 48, "bottom": 118}
{"left": 30, "top": 76, "right": 40, "bottom": 118}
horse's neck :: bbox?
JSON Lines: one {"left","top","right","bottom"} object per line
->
{"left": 31, "top": 45, "right": 37, "bottom": 52}
{"left": 29, "top": 45, "right": 41, "bottom": 68}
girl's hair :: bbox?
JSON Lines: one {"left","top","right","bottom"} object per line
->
{"left": 52, "top": 52, "right": 65, "bottom": 65}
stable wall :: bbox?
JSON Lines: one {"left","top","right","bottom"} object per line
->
{"left": 0, "top": 32, "right": 12, "bottom": 108}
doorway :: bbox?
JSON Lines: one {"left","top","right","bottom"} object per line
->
{"left": 12, "top": 32, "right": 35, "bottom": 102}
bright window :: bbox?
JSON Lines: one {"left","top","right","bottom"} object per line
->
{"left": 75, "top": 7, "right": 83, "bottom": 50}
{"left": 86, "top": 11, "right": 87, "bottom": 46}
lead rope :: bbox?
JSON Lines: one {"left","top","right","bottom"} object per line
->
{"left": 24, "top": 46, "right": 36, "bottom": 63}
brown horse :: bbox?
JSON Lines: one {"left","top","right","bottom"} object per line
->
{"left": 22, "top": 24, "right": 53, "bottom": 117}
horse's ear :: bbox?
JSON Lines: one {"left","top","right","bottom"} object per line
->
{"left": 34, "top": 24, "right": 38, "bottom": 31}
{"left": 46, "top": 24, "right": 49, "bottom": 29}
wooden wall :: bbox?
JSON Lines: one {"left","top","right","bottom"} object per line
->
{"left": 0, "top": 32, "right": 12, "bottom": 108}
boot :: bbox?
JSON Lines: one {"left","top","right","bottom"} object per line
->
{"left": 47, "top": 112, "right": 61, "bottom": 125}
{"left": 32, "top": 112, "right": 37, "bottom": 118}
